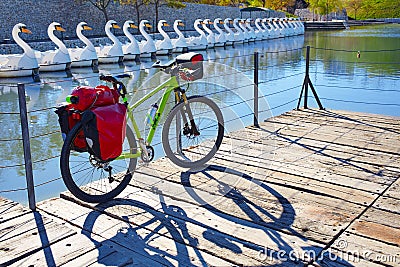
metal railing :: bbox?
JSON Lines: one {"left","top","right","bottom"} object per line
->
{"left": 3, "top": 45, "right": 399, "bottom": 210}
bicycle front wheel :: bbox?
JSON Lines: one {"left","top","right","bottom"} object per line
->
{"left": 60, "top": 122, "right": 137, "bottom": 203}
{"left": 162, "top": 95, "right": 224, "bottom": 168}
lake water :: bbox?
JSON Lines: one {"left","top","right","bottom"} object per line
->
{"left": 1, "top": 24, "right": 399, "bottom": 205}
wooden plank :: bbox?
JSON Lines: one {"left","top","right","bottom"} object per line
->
{"left": 328, "top": 232, "right": 400, "bottom": 266}
{"left": 158, "top": 143, "right": 383, "bottom": 206}
{"left": 266, "top": 110, "right": 400, "bottom": 146}
{"left": 60, "top": 189, "right": 310, "bottom": 266}
{"left": 0, "top": 212, "right": 76, "bottom": 266}
{"left": 372, "top": 179, "right": 400, "bottom": 214}
{"left": 62, "top": 249, "right": 116, "bottom": 267}
{"left": 122, "top": 185, "right": 324, "bottom": 255}
{"left": 0, "top": 197, "right": 30, "bottom": 223}
{"left": 348, "top": 219, "right": 400, "bottom": 246}
{"left": 353, "top": 207, "right": 400, "bottom": 230}
{"left": 271, "top": 112, "right": 400, "bottom": 137}
{"left": 63, "top": 249, "right": 134, "bottom": 267}
{"left": 128, "top": 166, "right": 364, "bottom": 243}
{"left": 213, "top": 146, "right": 391, "bottom": 193}
{"left": 216, "top": 138, "right": 399, "bottom": 185}
{"left": 373, "top": 196, "right": 400, "bottom": 214}
{"left": 248, "top": 123, "right": 400, "bottom": 168}
{"left": 283, "top": 109, "right": 400, "bottom": 128}
{"left": 219, "top": 123, "right": 399, "bottom": 180}
{"left": 38, "top": 198, "right": 233, "bottom": 267}
{"left": 384, "top": 178, "right": 400, "bottom": 200}
{"left": 10, "top": 233, "right": 99, "bottom": 267}
{"left": 265, "top": 127, "right": 400, "bottom": 156}
{"left": 209, "top": 149, "right": 384, "bottom": 204}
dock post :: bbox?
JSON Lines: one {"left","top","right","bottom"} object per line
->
{"left": 297, "top": 46, "right": 324, "bottom": 110}
{"left": 17, "top": 83, "right": 36, "bottom": 211}
{"left": 253, "top": 51, "right": 259, "bottom": 127}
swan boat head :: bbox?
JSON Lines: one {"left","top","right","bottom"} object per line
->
{"left": 186, "top": 19, "right": 207, "bottom": 49}
{"left": 223, "top": 18, "right": 235, "bottom": 43}
{"left": 36, "top": 22, "right": 71, "bottom": 71}
{"left": 202, "top": 19, "right": 215, "bottom": 45}
{"left": 69, "top": 22, "right": 97, "bottom": 68}
{"left": 122, "top": 20, "right": 140, "bottom": 59}
{"left": 156, "top": 20, "right": 173, "bottom": 54}
{"left": 0, "top": 23, "right": 39, "bottom": 78}
{"left": 123, "top": 20, "right": 139, "bottom": 42}
{"left": 174, "top": 20, "right": 184, "bottom": 28}
{"left": 139, "top": 20, "right": 156, "bottom": 54}
{"left": 104, "top": 20, "right": 122, "bottom": 42}
{"left": 97, "top": 20, "right": 123, "bottom": 63}
{"left": 213, "top": 18, "right": 226, "bottom": 45}
{"left": 171, "top": 20, "right": 187, "bottom": 50}
{"left": 12, "top": 23, "right": 35, "bottom": 57}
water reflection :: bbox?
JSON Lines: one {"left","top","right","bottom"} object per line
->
{"left": 1, "top": 25, "right": 399, "bottom": 204}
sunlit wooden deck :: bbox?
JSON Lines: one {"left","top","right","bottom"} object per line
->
{"left": 1, "top": 109, "right": 399, "bottom": 266}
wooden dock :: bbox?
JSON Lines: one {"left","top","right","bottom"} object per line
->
{"left": 1, "top": 109, "right": 399, "bottom": 266}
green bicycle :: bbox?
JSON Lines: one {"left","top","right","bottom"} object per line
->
{"left": 60, "top": 53, "right": 224, "bottom": 203}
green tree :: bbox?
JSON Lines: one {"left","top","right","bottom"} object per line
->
{"left": 306, "top": 0, "right": 344, "bottom": 20}
{"left": 345, "top": 0, "right": 363, "bottom": 19}
{"left": 248, "top": 0, "right": 296, "bottom": 11}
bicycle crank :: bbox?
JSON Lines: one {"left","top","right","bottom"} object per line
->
{"left": 141, "top": 145, "right": 155, "bottom": 163}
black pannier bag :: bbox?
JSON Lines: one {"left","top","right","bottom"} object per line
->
{"left": 81, "top": 103, "right": 127, "bottom": 162}
{"left": 55, "top": 104, "right": 87, "bottom": 152}
{"left": 176, "top": 52, "right": 204, "bottom": 81}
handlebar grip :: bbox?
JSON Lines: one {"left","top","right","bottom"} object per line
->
{"left": 115, "top": 74, "right": 131, "bottom": 79}
{"left": 99, "top": 75, "right": 117, "bottom": 83}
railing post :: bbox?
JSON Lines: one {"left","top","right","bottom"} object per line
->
{"left": 297, "top": 46, "right": 324, "bottom": 110}
{"left": 17, "top": 83, "right": 36, "bottom": 211}
{"left": 253, "top": 51, "right": 259, "bottom": 127}
{"left": 304, "top": 45, "right": 310, "bottom": 109}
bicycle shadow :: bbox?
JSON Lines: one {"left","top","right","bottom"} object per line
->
{"left": 78, "top": 164, "right": 354, "bottom": 266}
{"left": 81, "top": 197, "right": 206, "bottom": 266}
{"left": 177, "top": 164, "right": 354, "bottom": 266}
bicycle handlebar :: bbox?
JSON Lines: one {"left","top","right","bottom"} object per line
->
{"left": 100, "top": 74, "right": 130, "bottom": 103}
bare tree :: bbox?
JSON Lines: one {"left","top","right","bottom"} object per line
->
{"left": 151, "top": 0, "right": 186, "bottom": 27}
{"left": 119, "top": 0, "right": 150, "bottom": 23}
{"left": 76, "top": 0, "right": 113, "bottom": 23}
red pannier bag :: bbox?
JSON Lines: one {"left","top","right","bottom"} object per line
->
{"left": 69, "top": 85, "right": 119, "bottom": 111}
{"left": 55, "top": 85, "right": 123, "bottom": 153}
{"left": 81, "top": 103, "right": 127, "bottom": 162}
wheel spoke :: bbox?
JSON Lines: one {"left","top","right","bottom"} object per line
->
{"left": 61, "top": 123, "right": 137, "bottom": 203}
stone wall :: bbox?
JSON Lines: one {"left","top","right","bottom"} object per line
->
{"left": 0, "top": 1, "right": 284, "bottom": 54}
{"left": 295, "top": 8, "right": 348, "bottom": 21}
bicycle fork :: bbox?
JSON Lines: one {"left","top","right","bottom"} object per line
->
{"left": 178, "top": 90, "right": 200, "bottom": 135}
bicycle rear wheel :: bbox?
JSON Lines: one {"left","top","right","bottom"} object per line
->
{"left": 162, "top": 95, "right": 224, "bottom": 168}
{"left": 60, "top": 122, "right": 137, "bottom": 203}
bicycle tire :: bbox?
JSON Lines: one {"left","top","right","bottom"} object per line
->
{"left": 162, "top": 95, "right": 224, "bottom": 168}
{"left": 60, "top": 122, "right": 137, "bottom": 203}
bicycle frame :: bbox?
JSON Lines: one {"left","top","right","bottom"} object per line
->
{"left": 117, "top": 75, "right": 181, "bottom": 160}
